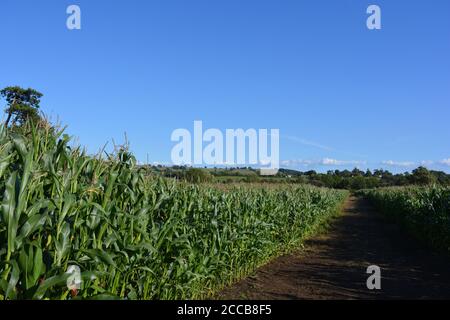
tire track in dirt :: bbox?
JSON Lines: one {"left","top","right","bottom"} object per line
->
{"left": 218, "top": 196, "right": 450, "bottom": 299}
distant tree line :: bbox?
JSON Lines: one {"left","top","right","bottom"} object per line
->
{"left": 147, "top": 165, "right": 450, "bottom": 190}
{"left": 283, "top": 167, "right": 450, "bottom": 189}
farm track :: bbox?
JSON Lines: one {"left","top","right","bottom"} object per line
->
{"left": 218, "top": 196, "right": 450, "bottom": 299}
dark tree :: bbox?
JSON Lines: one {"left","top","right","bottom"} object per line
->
{"left": 410, "top": 166, "right": 437, "bottom": 185}
{"left": 183, "top": 168, "right": 213, "bottom": 183}
{"left": 1, "top": 86, "right": 43, "bottom": 126}
{"left": 351, "top": 168, "right": 364, "bottom": 176}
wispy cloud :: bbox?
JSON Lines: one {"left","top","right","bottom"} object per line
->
{"left": 321, "top": 158, "right": 366, "bottom": 166}
{"left": 380, "top": 159, "right": 450, "bottom": 169}
{"left": 439, "top": 158, "right": 450, "bottom": 167}
{"left": 281, "top": 159, "right": 314, "bottom": 167}
{"left": 381, "top": 160, "right": 416, "bottom": 167}
{"left": 282, "top": 135, "right": 334, "bottom": 151}
{"left": 281, "top": 158, "right": 366, "bottom": 168}
{"left": 281, "top": 135, "right": 367, "bottom": 158}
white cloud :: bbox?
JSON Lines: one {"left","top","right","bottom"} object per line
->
{"left": 281, "top": 158, "right": 450, "bottom": 171}
{"left": 321, "top": 158, "right": 365, "bottom": 166}
{"left": 281, "top": 159, "right": 314, "bottom": 167}
{"left": 259, "top": 159, "right": 271, "bottom": 166}
{"left": 381, "top": 160, "right": 415, "bottom": 167}
{"left": 439, "top": 158, "right": 450, "bottom": 167}
{"left": 281, "top": 158, "right": 366, "bottom": 168}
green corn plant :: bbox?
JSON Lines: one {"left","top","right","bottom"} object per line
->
{"left": 0, "top": 121, "right": 348, "bottom": 300}
{"left": 361, "top": 186, "right": 450, "bottom": 251}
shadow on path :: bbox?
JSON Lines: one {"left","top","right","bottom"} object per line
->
{"left": 218, "top": 197, "right": 450, "bottom": 300}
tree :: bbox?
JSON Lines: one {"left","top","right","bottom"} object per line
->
{"left": 183, "top": 168, "right": 213, "bottom": 183}
{"left": 304, "top": 170, "right": 317, "bottom": 177}
{"left": 1, "top": 86, "right": 43, "bottom": 126}
{"left": 350, "top": 176, "right": 367, "bottom": 190}
{"left": 364, "top": 169, "right": 373, "bottom": 177}
{"left": 410, "top": 166, "right": 437, "bottom": 185}
{"left": 351, "top": 168, "right": 364, "bottom": 176}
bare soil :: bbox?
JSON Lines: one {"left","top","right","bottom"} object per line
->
{"left": 218, "top": 196, "right": 450, "bottom": 300}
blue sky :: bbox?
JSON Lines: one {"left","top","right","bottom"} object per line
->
{"left": 1, "top": 0, "right": 449, "bottom": 172}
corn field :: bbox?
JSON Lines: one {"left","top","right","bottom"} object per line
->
{"left": 361, "top": 186, "right": 450, "bottom": 251}
{"left": 0, "top": 123, "right": 347, "bottom": 300}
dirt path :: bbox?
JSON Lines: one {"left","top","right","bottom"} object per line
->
{"left": 218, "top": 196, "right": 450, "bottom": 300}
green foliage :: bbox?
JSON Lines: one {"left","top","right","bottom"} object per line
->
{"left": 361, "top": 186, "right": 450, "bottom": 251}
{"left": 0, "top": 122, "right": 348, "bottom": 300}
{"left": 183, "top": 168, "right": 213, "bottom": 183}
{"left": 409, "top": 167, "right": 437, "bottom": 185}
{"left": 1, "top": 86, "right": 43, "bottom": 127}
{"left": 297, "top": 167, "right": 449, "bottom": 190}
{"left": 147, "top": 166, "right": 450, "bottom": 190}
